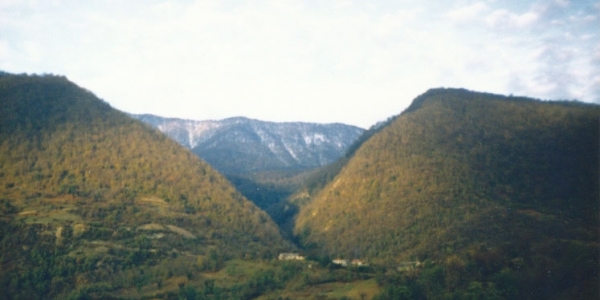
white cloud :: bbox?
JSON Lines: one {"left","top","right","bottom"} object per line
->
{"left": 446, "top": 2, "right": 489, "bottom": 24}
{"left": 0, "top": 0, "right": 597, "bottom": 126}
{"left": 485, "top": 9, "right": 539, "bottom": 30}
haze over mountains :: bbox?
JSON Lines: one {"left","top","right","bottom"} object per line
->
{"left": 130, "top": 114, "right": 364, "bottom": 174}
{"left": 0, "top": 71, "right": 598, "bottom": 299}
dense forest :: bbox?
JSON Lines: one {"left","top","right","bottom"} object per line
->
{"left": 0, "top": 74, "right": 291, "bottom": 299}
{"left": 294, "top": 88, "right": 599, "bottom": 299}
{"left": 0, "top": 73, "right": 598, "bottom": 299}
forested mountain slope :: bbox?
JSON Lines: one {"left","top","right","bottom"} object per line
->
{"left": 294, "top": 88, "right": 599, "bottom": 299}
{"left": 131, "top": 114, "right": 364, "bottom": 174}
{"left": 0, "top": 74, "right": 289, "bottom": 299}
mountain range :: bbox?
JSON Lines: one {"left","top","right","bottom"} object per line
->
{"left": 1, "top": 71, "right": 598, "bottom": 299}
{"left": 130, "top": 114, "right": 364, "bottom": 174}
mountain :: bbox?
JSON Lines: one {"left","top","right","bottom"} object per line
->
{"left": 294, "top": 88, "right": 599, "bottom": 299}
{"left": 0, "top": 73, "right": 290, "bottom": 299}
{"left": 131, "top": 114, "right": 364, "bottom": 174}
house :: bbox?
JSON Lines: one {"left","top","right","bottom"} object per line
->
{"left": 278, "top": 253, "right": 305, "bottom": 260}
{"left": 351, "top": 259, "right": 368, "bottom": 267}
{"left": 332, "top": 258, "right": 368, "bottom": 267}
{"left": 332, "top": 259, "right": 349, "bottom": 267}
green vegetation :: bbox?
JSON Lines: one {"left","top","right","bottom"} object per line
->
{"left": 1, "top": 73, "right": 598, "bottom": 299}
{"left": 294, "top": 88, "right": 599, "bottom": 299}
{"left": 226, "top": 167, "right": 329, "bottom": 239}
{"left": 234, "top": 116, "right": 403, "bottom": 240}
{"left": 0, "top": 74, "right": 291, "bottom": 299}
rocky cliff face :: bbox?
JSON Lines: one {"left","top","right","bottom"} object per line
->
{"left": 132, "top": 114, "right": 364, "bottom": 174}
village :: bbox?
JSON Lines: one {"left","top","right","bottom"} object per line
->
{"left": 278, "top": 252, "right": 422, "bottom": 272}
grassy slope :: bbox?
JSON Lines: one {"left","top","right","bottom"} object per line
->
{"left": 294, "top": 88, "right": 599, "bottom": 298}
{"left": 0, "top": 74, "right": 291, "bottom": 298}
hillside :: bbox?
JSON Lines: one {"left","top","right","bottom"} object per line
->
{"left": 294, "top": 88, "right": 599, "bottom": 299}
{"left": 131, "top": 114, "right": 364, "bottom": 174}
{"left": 0, "top": 74, "right": 290, "bottom": 299}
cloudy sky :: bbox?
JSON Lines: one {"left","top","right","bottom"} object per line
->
{"left": 1, "top": 0, "right": 598, "bottom": 128}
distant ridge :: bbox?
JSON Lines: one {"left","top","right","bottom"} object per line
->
{"left": 131, "top": 114, "right": 365, "bottom": 174}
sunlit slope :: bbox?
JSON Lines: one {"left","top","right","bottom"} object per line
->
{"left": 0, "top": 74, "right": 289, "bottom": 298}
{"left": 295, "top": 88, "right": 599, "bottom": 263}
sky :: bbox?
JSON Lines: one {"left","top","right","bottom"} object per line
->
{"left": 1, "top": 0, "right": 598, "bottom": 128}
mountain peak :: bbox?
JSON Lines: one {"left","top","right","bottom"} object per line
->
{"left": 295, "top": 88, "right": 599, "bottom": 263}
{"left": 0, "top": 73, "right": 290, "bottom": 298}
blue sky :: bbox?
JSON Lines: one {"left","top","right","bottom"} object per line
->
{"left": 1, "top": 0, "right": 598, "bottom": 128}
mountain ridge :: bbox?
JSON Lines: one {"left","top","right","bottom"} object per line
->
{"left": 2, "top": 71, "right": 598, "bottom": 298}
{"left": 131, "top": 113, "right": 365, "bottom": 174}
{"left": 294, "top": 88, "right": 599, "bottom": 298}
